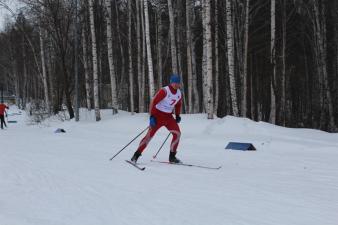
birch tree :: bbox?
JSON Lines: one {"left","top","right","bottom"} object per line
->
{"left": 81, "top": 21, "right": 92, "bottom": 111}
{"left": 156, "top": 7, "right": 163, "bottom": 89}
{"left": 167, "top": 0, "right": 178, "bottom": 74}
{"left": 191, "top": 4, "right": 199, "bottom": 113}
{"left": 242, "top": 0, "right": 250, "bottom": 118}
{"left": 269, "top": 0, "right": 277, "bottom": 124}
{"left": 39, "top": 25, "right": 50, "bottom": 113}
{"left": 88, "top": 0, "right": 101, "bottom": 121}
{"left": 226, "top": 0, "right": 239, "bottom": 116}
{"left": 202, "top": 0, "right": 207, "bottom": 111}
{"left": 136, "top": 0, "right": 145, "bottom": 112}
{"left": 186, "top": 0, "right": 193, "bottom": 113}
{"left": 128, "top": 0, "right": 134, "bottom": 114}
{"left": 214, "top": 0, "right": 219, "bottom": 115}
{"left": 204, "top": 0, "right": 213, "bottom": 119}
{"left": 104, "top": 0, "right": 118, "bottom": 114}
{"left": 144, "top": 0, "right": 155, "bottom": 99}
{"left": 280, "top": 0, "right": 286, "bottom": 125}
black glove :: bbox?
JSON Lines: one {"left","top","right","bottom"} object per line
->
{"left": 149, "top": 115, "right": 157, "bottom": 127}
{"left": 175, "top": 115, "right": 181, "bottom": 123}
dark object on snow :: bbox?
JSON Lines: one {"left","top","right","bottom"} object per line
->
{"left": 7, "top": 120, "right": 17, "bottom": 123}
{"left": 225, "top": 142, "right": 256, "bottom": 151}
{"left": 54, "top": 128, "right": 66, "bottom": 133}
{"left": 169, "top": 151, "right": 181, "bottom": 163}
{"left": 131, "top": 151, "right": 142, "bottom": 163}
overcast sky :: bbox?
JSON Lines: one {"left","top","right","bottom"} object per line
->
{"left": 0, "top": 0, "right": 22, "bottom": 31}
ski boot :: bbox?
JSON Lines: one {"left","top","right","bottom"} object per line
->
{"left": 131, "top": 151, "right": 141, "bottom": 163}
{"left": 169, "top": 151, "right": 181, "bottom": 164}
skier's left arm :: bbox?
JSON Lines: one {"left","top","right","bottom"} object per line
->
{"left": 175, "top": 99, "right": 182, "bottom": 123}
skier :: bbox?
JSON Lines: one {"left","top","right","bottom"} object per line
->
{"left": 131, "top": 74, "right": 182, "bottom": 163}
{"left": 0, "top": 102, "right": 9, "bottom": 129}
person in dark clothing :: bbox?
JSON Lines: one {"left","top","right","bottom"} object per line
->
{"left": 0, "top": 102, "right": 9, "bottom": 129}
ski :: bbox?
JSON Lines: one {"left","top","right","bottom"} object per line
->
{"left": 125, "top": 160, "right": 146, "bottom": 171}
{"left": 150, "top": 160, "right": 221, "bottom": 170}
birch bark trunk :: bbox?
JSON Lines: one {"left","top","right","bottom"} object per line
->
{"left": 144, "top": 0, "right": 155, "bottom": 99}
{"left": 226, "top": 0, "right": 239, "bottom": 116}
{"left": 186, "top": 0, "right": 193, "bottom": 113}
{"left": 167, "top": 0, "right": 178, "bottom": 74}
{"left": 88, "top": 0, "right": 101, "bottom": 121}
{"left": 39, "top": 25, "right": 50, "bottom": 113}
{"left": 269, "top": 0, "right": 277, "bottom": 124}
{"left": 156, "top": 8, "right": 163, "bottom": 89}
{"left": 205, "top": 0, "right": 213, "bottom": 119}
{"left": 104, "top": 0, "right": 118, "bottom": 114}
{"left": 81, "top": 23, "right": 92, "bottom": 111}
{"left": 242, "top": 0, "right": 250, "bottom": 118}
{"left": 128, "top": 0, "right": 134, "bottom": 114}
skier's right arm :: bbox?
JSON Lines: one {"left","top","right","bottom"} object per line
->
{"left": 149, "top": 89, "right": 166, "bottom": 115}
{"left": 148, "top": 89, "right": 166, "bottom": 128}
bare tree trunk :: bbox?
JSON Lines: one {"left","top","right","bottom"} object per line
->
{"left": 280, "top": 0, "right": 286, "bottom": 125}
{"left": 137, "top": 0, "right": 145, "bottom": 112}
{"left": 250, "top": 54, "right": 255, "bottom": 119}
{"left": 114, "top": 1, "right": 127, "bottom": 109}
{"left": 88, "top": 0, "right": 101, "bottom": 121}
{"left": 9, "top": 46, "right": 20, "bottom": 107}
{"left": 204, "top": 0, "right": 213, "bottom": 119}
{"left": 202, "top": 1, "right": 207, "bottom": 112}
{"left": 226, "top": 0, "right": 239, "bottom": 116}
{"left": 81, "top": 23, "right": 92, "bottom": 111}
{"left": 321, "top": 5, "right": 335, "bottom": 131}
{"left": 104, "top": 0, "right": 118, "bottom": 114}
{"left": 128, "top": 0, "right": 134, "bottom": 114}
{"left": 186, "top": 0, "right": 193, "bottom": 113}
{"left": 191, "top": 9, "right": 200, "bottom": 113}
{"left": 313, "top": 0, "right": 335, "bottom": 130}
{"left": 167, "top": 0, "right": 178, "bottom": 74}
{"left": 22, "top": 35, "right": 27, "bottom": 109}
{"left": 156, "top": 8, "right": 163, "bottom": 89}
{"left": 214, "top": 0, "right": 219, "bottom": 115}
{"left": 144, "top": 0, "right": 155, "bottom": 99}
{"left": 242, "top": 0, "right": 250, "bottom": 118}
{"left": 269, "top": 0, "right": 277, "bottom": 124}
{"left": 301, "top": 31, "right": 310, "bottom": 124}
{"left": 175, "top": 0, "right": 187, "bottom": 113}
{"left": 39, "top": 25, "right": 50, "bottom": 113}
{"left": 141, "top": 0, "right": 146, "bottom": 110}
{"left": 45, "top": 31, "right": 56, "bottom": 112}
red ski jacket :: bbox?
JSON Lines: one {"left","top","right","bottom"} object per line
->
{"left": 0, "top": 104, "right": 9, "bottom": 116}
{"left": 150, "top": 85, "right": 182, "bottom": 118}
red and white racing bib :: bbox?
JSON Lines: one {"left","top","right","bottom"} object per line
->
{"left": 155, "top": 86, "right": 182, "bottom": 113}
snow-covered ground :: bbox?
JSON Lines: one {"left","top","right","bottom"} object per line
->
{"left": 1, "top": 106, "right": 338, "bottom": 225}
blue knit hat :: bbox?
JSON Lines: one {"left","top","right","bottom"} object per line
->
{"left": 170, "top": 74, "right": 181, "bottom": 84}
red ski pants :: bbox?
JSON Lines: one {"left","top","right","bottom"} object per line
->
{"left": 137, "top": 115, "right": 181, "bottom": 153}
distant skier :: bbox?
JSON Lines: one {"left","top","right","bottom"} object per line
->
{"left": 0, "top": 102, "right": 9, "bottom": 129}
{"left": 131, "top": 74, "right": 182, "bottom": 163}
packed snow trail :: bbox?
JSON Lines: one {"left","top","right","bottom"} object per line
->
{"left": 1, "top": 107, "right": 338, "bottom": 225}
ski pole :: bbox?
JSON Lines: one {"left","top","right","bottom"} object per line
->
{"left": 109, "top": 126, "right": 149, "bottom": 160}
{"left": 153, "top": 133, "right": 171, "bottom": 159}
